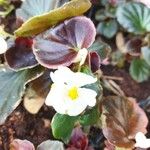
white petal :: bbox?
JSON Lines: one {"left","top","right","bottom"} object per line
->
{"left": 78, "top": 88, "right": 97, "bottom": 106}
{"left": 67, "top": 103, "right": 87, "bottom": 116}
{"left": 63, "top": 88, "right": 97, "bottom": 116}
{"left": 135, "top": 132, "right": 150, "bottom": 148}
{"left": 0, "top": 37, "right": 7, "bottom": 54}
{"left": 72, "top": 72, "right": 97, "bottom": 87}
{"left": 50, "top": 66, "right": 73, "bottom": 84}
{"left": 50, "top": 66, "right": 97, "bottom": 87}
{"left": 45, "top": 83, "right": 67, "bottom": 114}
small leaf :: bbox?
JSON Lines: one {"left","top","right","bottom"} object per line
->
{"left": 23, "top": 70, "right": 52, "bottom": 114}
{"left": 116, "top": 2, "right": 150, "bottom": 34}
{"left": 10, "top": 139, "right": 35, "bottom": 150}
{"left": 102, "top": 96, "right": 148, "bottom": 148}
{"left": 89, "top": 40, "right": 111, "bottom": 62}
{"left": 0, "top": 66, "right": 44, "bottom": 124}
{"left": 16, "top": 0, "right": 58, "bottom": 21}
{"left": 37, "top": 140, "right": 64, "bottom": 150}
{"left": 66, "top": 127, "right": 93, "bottom": 150}
{"left": 141, "top": 46, "right": 150, "bottom": 66}
{"left": 79, "top": 106, "right": 100, "bottom": 126}
{"left": 125, "top": 37, "right": 142, "bottom": 55}
{"left": 51, "top": 113, "right": 79, "bottom": 143}
{"left": 129, "top": 59, "right": 150, "bottom": 82}
{"left": 14, "top": 0, "right": 92, "bottom": 37}
{"left": 89, "top": 52, "right": 101, "bottom": 72}
{"left": 5, "top": 37, "right": 38, "bottom": 71}
{"left": 97, "top": 19, "right": 118, "bottom": 38}
{"left": 33, "top": 16, "right": 96, "bottom": 69}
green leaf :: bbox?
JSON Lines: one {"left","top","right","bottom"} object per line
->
{"left": 97, "top": 19, "right": 118, "bottom": 38}
{"left": 0, "top": 66, "right": 44, "bottom": 124}
{"left": 141, "top": 46, "right": 150, "bottom": 66}
{"left": 116, "top": 2, "right": 150, "bottom": 34}
{"left": 129, "top": 59, "right": 150, "bottom": 82}
{"left": 14, "top": 0, "right": 91, "bottom": 37}
{"left": 51, "top": 113, "right": 79, "bottom": 143}
{"left": 79, "top": 106, "right": 100, "bottom": 126}
{"left": 89, "top": 40, "right": 111, "bottom": 60}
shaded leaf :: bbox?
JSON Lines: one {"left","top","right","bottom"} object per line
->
{"left": 89, "top": 52, "right": 101, "bottom": 72}
{"left": 79, "top": 106, "right": 100, "bottom": 126}
{"left": 10, "top": 139, "right": 35, "bottom": 150}
{"left": 0, "top": 66, "right": 44, "bottom": 124}
{"left": 33, "top": 16, "right": 96, "bottom": 69}
{"left": 89, "top": 40, "right": 111, "bottom": 63}
{"left": 37, "top": 140, "right": 64, "bottom": 150}
{"left": 16, "top": 0, "right": 58, "bottom": 21}
{"left": 15, "top": 0, "right": 92, "bottom": 37}
{"left": 125, "top": 38, "right": 142, "bottom": 55}
{"left": 129, "top": 59, "right": 150, "bottom": 82}
{"left": 102, "top": 96, "right": 148, "bottom": 148}
{"left": 51, "top": 113, "right": 79, "bottom": 143}
{"left": 23, "top": 70, "right": 52, "bottom": 114}
{"left": 117, "top": 2, "right": 150, "bottom": 34}
{"left": 141, "top": 46, "right": 150, "bottom": 66}
{"left": 66, "top": 127, "right": 94, "bottom": 150}
{"left": 97, "top": 20, "right": 118, "bottom": 38}
{"left": 5, "top": 37, "right": 38, "bottom": 71}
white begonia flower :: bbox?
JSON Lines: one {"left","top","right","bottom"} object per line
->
{"left": 135, "top": 132, "right": 150, "bottom": 149}
{"left": 45, "top": 66, "right": 97, "bottom": 116}
{"left": 0, "top": 36, "right": 7, "bottom": 54}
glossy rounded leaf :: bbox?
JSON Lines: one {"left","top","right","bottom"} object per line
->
{"left": 5, "top": 37, "right": 38, "bottom": 71}
{"left": 15, "top": 0, "right": 91, "bottom": 37}
{"left": 117, "top": 2, "right": 150, "bottom": 34}
{"left": 129, "top": 59, "right": 150, "bottom": 82}
{"left": 51, "top": 113, "right": 79, "bottom": 142}
{"left": 97, "top": 19, "right": 118, "bottom": 38}
{"left": 33, "top": 16, "right": 96, "bottom": 69}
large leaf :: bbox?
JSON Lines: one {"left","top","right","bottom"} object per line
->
{"left": 116, "top": 2, "right": 150, "bottom": 34}
{"left": 33, "top": 16, "right": 96, "bottom": 69}
{"left": 14, "top": 0, "right": 91, "bottom": 37}
{"left": 141, "top": 46, "right": 150, "bottom": 66}
{"left": 5, "top": 37, "right": 38, "bottom": 71}
{"left": 37, "top": 140, "right": 64, "bottom": 150}
{"left": 129, "top": 59, "right": 150, "bottom": 82}
{"left": 102, "top": 96, "right": 148, "bottom": 148}
{"left": 51, "top": 113, "right": 79, "bottom": 143}
{"left": 16, "top": 0, "right": 58, "bottom": 21}
{"left": 0, "top": 66, "right": 44, "bottom": 124}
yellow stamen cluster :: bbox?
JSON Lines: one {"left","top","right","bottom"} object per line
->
{"left": 68, "top": 86, "right": 79, "bottom": 100}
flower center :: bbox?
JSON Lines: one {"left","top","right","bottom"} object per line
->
{"left": 68, "top": 86, "right": 79, "bottom": 100}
